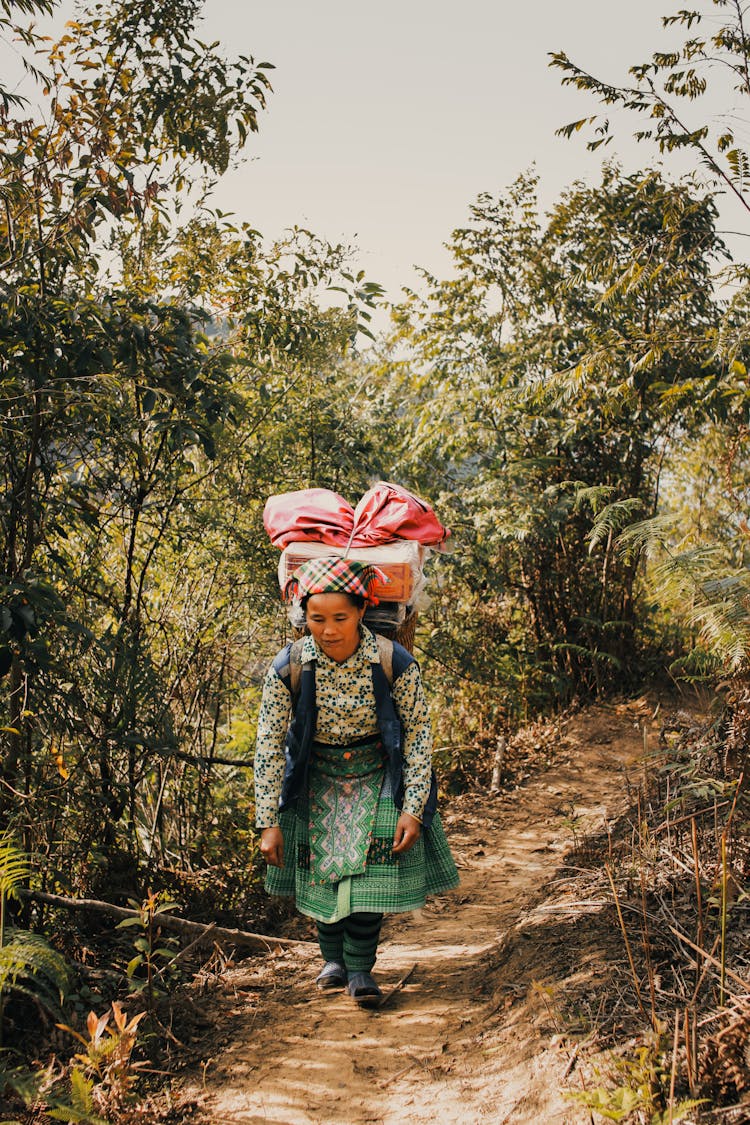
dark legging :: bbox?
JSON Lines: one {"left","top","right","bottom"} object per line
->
{"left": 316, "top": 912, "right": 383, "bottom": 973}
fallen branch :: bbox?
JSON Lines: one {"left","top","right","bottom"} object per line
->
{"left": 377, "top": 962, "right": 417, "bottom": 1010}
{"left": 18, "top": 889, "right": 316, "bottom": 951}
{"left": 561, "top": 1041, "right": 581, "bottom": 1080}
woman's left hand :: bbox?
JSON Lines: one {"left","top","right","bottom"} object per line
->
{"left": 392, "top": 811, "right": 421, "bottom": 855}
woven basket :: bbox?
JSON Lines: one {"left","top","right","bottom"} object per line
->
{"left": 379, "top": 609, "right": 418, "bottom": 654}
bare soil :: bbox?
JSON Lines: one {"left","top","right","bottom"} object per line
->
{"left": 177, "top": 698, "right": 661, "bottom": 1124}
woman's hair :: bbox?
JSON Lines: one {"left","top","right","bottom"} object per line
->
{"left": 301, "top": 591, "right": 366, "bottom": 611}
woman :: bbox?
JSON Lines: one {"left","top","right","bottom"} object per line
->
{"left": 254, "top": 557, "right": 458, "bottom": 1007}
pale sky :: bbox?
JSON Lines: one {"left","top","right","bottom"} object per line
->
{"left": 5, "top": 1, "right": 742, "bottom": 321}
{"left": 203, "top": 1, "right": 717, "bottom": 312}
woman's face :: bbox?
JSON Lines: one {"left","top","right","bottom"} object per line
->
{"left": 305, "top": 593, "right": 364, "bottom": 663}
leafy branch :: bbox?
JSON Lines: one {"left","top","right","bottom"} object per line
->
{"left": 550, "top": 1, "right": 750, "bottom": 216}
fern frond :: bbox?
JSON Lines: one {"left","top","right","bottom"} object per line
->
{"left": 551, "top": 642, "right": 623, "bottom": 669}
{"left": 650, "top": 549, "right": 750, "bottom": 672}
{"left": 586, "top": 497, "right": 645, "bottom": 551}
{"left": 0, "top": 928, "right": 70, "bottom": 1010}
{"left": 47, "top": 1068, "right": 108, "bottom": 1124}
{"left": 0, "top": 838, "right": 29, "bottom": 901}
{"left": 616, "top": 514, "right": 682, "bottom": 563}
{"left": 570, "top": 483, "right": 617, "bottom": 514}
{"left": 689, "top": 599, "right": 750, "bottom": 672}
{"left": 0, "top": 1054, "right": 54, "bottom": 1109}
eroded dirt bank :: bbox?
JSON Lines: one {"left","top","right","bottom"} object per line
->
{"left": 182, "top": 699, "right": 652, "bottom": 1124}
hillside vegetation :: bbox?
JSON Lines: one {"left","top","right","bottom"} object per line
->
{"left": 0, "top": 2, "right": 749, "bottom": 1121}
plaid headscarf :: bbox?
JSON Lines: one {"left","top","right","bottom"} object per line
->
{"left": 283, "top": 557, "right": 390, "bottom": 606}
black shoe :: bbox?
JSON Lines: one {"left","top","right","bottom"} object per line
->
{"left": 347, "top": 971, "right": 382, "bottom": 1008}
{"left": 315, "top": 960, "right": 347, "bottom": 990}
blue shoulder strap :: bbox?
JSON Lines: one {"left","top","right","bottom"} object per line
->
{"left": 390, "top": 639, "right": 415, "bottom": 680}
{"left": 273, "top": 638, "right": 312, "bottom": 705}
{"left": 272, "top": 642, "right": 294, "bottom": 691}
{"left": 274, "top": 635, "right": 413, "bottom": 703}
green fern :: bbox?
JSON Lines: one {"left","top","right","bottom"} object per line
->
{"left": 0, "top": 1054, "right": 57, "bottom": 1123}
{"left": 0, "top": 837, "right": 70, "bottom": 1047}
{"left": 0, "top": 928, "right": 70, "bottom": 1010}
{"left": 0, "top": 838, "right": 29, "bottom": 907}
{"left": 47, "top": 1069, "right": 108, "bottom": 1124}
{"left": 585, "top": 496, "right": 646, "bottom": 552}
{"left": 615, "top": 519, "right": 750, "bottom": 674}
{"left": 615, "top": 513, "right": 681, "bottom": 564}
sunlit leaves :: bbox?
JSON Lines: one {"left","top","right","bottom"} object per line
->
{"left": 550, "top": 2, "right": 750, "bottom": 210}
{"left": 0, "top": 0, "right": 385, "bottom": 902}
{"left": 383, "top": 165, "right": 726, "bottom": 707}
{"left": 0, "top": 0, "right": 274, "bottom": 278}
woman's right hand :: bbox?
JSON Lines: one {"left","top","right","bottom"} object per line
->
{"left": 260, "top": 826, "right": 284, "bottom": 867}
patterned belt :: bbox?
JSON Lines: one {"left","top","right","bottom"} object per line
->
{"left": 312, "top": 736, "right": 384, "bottom": 778}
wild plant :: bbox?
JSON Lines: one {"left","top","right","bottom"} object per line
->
{"left": 567, "top": 1022, "right": 706, "bottom": 1123}
{"left": 0, "top": 1055, "right": 55, "bottom": 1124}
{"left": 54, "top": 1001, "right": 146, "bottom": 1122}
{"left": 0, "top": 834, "right": 70, "bottom": 1047}
{"left": 116, "top": 892, "right": 180, "bottom": 1011}
{"left": 576, "top": 703, "right": 750, "bottom": 1116}
{"left": 45, "top": 1068, "right": 109, "bottom": 1125}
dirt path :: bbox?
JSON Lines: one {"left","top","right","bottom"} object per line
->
{"left": 184, "top": 699, "right": 651, "bottom": 1124}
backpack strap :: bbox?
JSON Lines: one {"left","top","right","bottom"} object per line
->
{"left": 375, "top": 634, "right": 394, "bottom": 683}
{"left": 388, "top": 638, "right": 414, "bottom": 681}
{"left": 275, "top": 634, "right": 408, "bottom": 702}
{"left": 288, "top": 638, "right": 304, "bottom": 696}
{"left": 272, "top": 639, "right": 305, "bottom": 698}
{"left": 271, "top": 642, "right": 293, "bottom": 688}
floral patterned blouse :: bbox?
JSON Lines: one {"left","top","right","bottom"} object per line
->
{"left": 254, "top": 627, "right": 433, "bottom": 828}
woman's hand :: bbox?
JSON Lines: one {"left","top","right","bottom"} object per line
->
{"left": 392, "top": 811, "right": 421, "bottom": 856}
{"left": 260, "top": 826, "right": 284, "bottom": 867}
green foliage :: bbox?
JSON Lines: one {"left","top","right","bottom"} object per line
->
{"left": 55, "top": 1002, "right": 146, "bottom": 1121}
{"left": 381, "top": 164, "right": 726, "bottom": 714}
{"left": 0, "top": 1034, "right": 136, "bottom": 1125}
{"left": 0, "top": 0, "right": 390, "bottom": 915}
{"left": 46, "top": 1069, "right": 108, "bottom": 1125}
{"left": 116, "top": 892, "right": 180, "bottom": 1008}
{"left": 549, "top": 0, "right": 750, "bottom": 681}
{"left": 585, "top": 496, "right": 646, "bottom": 553}
{"left": 0, "top": 837, "right": 28, "bottom": 906}
{"left": 0, "top": 1055, "right": 55, "bottom": 1125}
{"left": 567, "top": 1025, "right": 706, "bottom": 1122}
{"left": 0, "top": 0, "right": 55, "bottom": 112}
{"left": 550, "top": 2, "right": 750, "bottom": 215}
{"left": 0, "top": 837, "right": 70, "bottom": 1046}
{"left": 0, "top": 928, "right": 70, "bottom": 1013}
{"left": 548, "top": 0, "right": 750, "bottom": 685}
{"left": 618, "top": 518, "right": 750, "bottom": 675}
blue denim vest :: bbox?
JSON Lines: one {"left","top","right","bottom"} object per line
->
{"left": 271, "top": 639, "right": 438, "bottom": 828}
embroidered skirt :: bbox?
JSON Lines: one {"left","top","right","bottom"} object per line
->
{"left": 265, "top": 737, "right": 459, "bottom": 923}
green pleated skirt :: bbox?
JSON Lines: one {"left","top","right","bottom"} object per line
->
{"left": 265, "top": 740, "right": 459, "bottom": 924}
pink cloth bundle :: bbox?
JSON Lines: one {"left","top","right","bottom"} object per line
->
{"left": 263, "top": 481, "right": 449, "bottom": 550}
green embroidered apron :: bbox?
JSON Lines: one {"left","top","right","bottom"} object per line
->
{"left": 265, "top": 736, "right": 459, "bottom": 923}
{"left": 308, "top": 737, "right": 384, "bottom": 884}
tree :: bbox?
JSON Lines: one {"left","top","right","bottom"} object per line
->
{"left": 550, "top": 0, "right": 750, "bottom": 678}
{"left": 0, "top": 0, "right": 271, "bottom": 856}
{"left": 0, "top": 0, "right": 55, "bottom": 109}
{"left": 381, "top": 165, "right": 727, "bottom": 718}
{"left": 551, "top": 1, "right": 750, "bottom": 218}
{"left": 0, "top": 0, "right": 388, "bottom": 897}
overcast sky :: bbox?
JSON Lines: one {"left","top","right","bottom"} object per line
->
{"left": 202, "top": 0, "right": 714, "bottom": 309}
